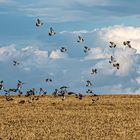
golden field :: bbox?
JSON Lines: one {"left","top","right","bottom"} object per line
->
{"left": 0, "top": 95, "right": 140, "bottom": 140}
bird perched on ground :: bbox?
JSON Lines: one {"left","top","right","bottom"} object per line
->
{"left": 13, "top": 60, "right": 20, "bottom": 66}
{"left": 84, "top": 46, "right": 91, "bottom": 53}
{"left": 86, "top": 80, "right": 93, "bottom": 87}
{"left": 109, "top": 56, "right": 116, "bottom": 64}
{"left": 77, "top": 36, "right": 84, "bottom": 43}
{"left": 5, "top": 94, "right": 14, "bottom": 101}
{"left": 0, "top": 80, "right": 4, "bottom": 90}
{"left": 36, "top": 19, "right": 43, "bottom": 27}
{"left": 123, "top": 41, "right": 131, "bottom": 48}
{"left": 91, "top": 68, "right": 97, "bottom": 75}
{"left": 92, "top": 98, "right": 99, "bottom": 104}
{"left": 67, "top": 92, "right": 77, "bottom": 95}
{"left": 19, "top": 100, "right": 25, "bottom": 104}
{"left": 109, "top": 41, "right": 116, "bottom": 48}
{"left": 60, "top": 47, "right": 67, "bottom": 53}
{"left": 48, "top": 27, "right": 56, "bottom": 36}
{"left": 78, "top": 93, "right": 83, "bottom": 100}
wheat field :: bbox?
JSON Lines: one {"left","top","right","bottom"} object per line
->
{"left": 0, "top": 95, "right": 140, "bottom": 140}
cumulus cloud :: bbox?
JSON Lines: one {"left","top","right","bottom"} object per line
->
{"left": 0, "top": 25, "right": 140, "bottom": 94}
{"left": 50, "top": 49, "right": 68, "bottom": 60}
{"left": 99, "top": 25, "right": 140, "bottom": 53}
{"left": 84, "top": 47, "right": 110, "bottom": 60}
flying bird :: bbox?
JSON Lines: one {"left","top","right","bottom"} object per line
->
{"left": 0, "top": 81, "right": 4, "bottom": 90}
{"left": 39, "top": 88, "right": 47, "bottom": 95}
{"left": 48, "top": 27, "right": 56, "bottom": 36}
{"left": 109, "top": 56, "right": 116, "bottom": 64}
{"left": 109, "top": 41, "right": 116, "bottom": 48}
{"left": 17, "top": 80, "right": 24, "bottom": 91}
{"left": 91, "top": 68, "right": 97, "bottom": 75}
{"left": 86, "top": 89, "right": 93, "bottom": 94}
{"left": 36, "top": 19, "right": 43, "bottom": 27}
{"left": 60, "top": 47, "right": 67, "bottom": 53}
{"left": 77, "top": 36, "right": 84, "bottom": 43}
{"left": 86, "top": 80, "right": 93, "bottom": 87}
{"left": 113, "top": 63, "right": 120, "bottom": 69}
{"left": 45, "top": 78, "right": 52, "bottom": 82}
{"left": 13, "top": 60, "right": 20, "bottom": 66}
{"left": 123, "top": 41, "right": 131, "bottom": 48}
{"left": 84, "top": 46, "right": 91, "bottom": 53}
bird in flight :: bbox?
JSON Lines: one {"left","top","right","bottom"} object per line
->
{"left": 123, "top": 41, "right": 131, "bottom": 48}
{"left": 86, "top": 89, "right": 93, "bottom": 94}
{"left": 0, "top": 80, "right": 4, "bottom": 90}
{"left": 77, "top": 36, "right": 84, "bottom": 43}
{"left": 84, "top": 46, "right": 91, "bottom": 53}
{"left": 60, "top": 47, "right": 67, "bottom": 53}
{"left": 13, "top": 60, "right": 20, "bottom": 66}
{"left": 45, "top": 78, "right": 52, "bottom": 83}
{"left": 91, "top": 68, "right": 97, "bottom": 75}
{"left": 17, "top": 80, "right": 24, "bottom": 91}
{"left": 109, "top": 41, "right": 116, "bottom": 48}
{"left": 109, "top": 56, "right": 116, "bottom": 64}
{"left": 86, "top": 80, "right": 93, "bottom": 87}
{"left": 48, "top": 27, "right": 56, "bottom": 36}
{"left": 36, "top": 19, "right": 43, "bottom": 27}
{"left": 113, "top": 63, "right": 120, "bottom": 69}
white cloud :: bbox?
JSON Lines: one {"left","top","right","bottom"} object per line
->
{"left": 0, "top": 25, "right": 140, "bottom": 94}
{"left": 84, "top": 47, "right": 110, "bottom": 60}
{"left": 50, "top": 49, "right": 68, "bottom": 60}
{"left": 99, "top": 25, "right": 140, "bottom": 53}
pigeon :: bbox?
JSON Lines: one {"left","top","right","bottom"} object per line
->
{"left": 86, "top": 89, "right": 93, "bottom": 94}
{"left": 84, "top": 46, "right": 91, "bottom": 53}
{"left": 91, "top": 68, "right": 97, "bottom": 75}
{"left": 19, "top": 100, "right": 25, "bottom": 104}
{"left": 17, "top": 80, "right": 24, "bottom": 90}
{"left": 77, "top": 36, "right": 84, "bottom": 43}
{"left": 109, "top": 41, "right": 116, "bottom": 48}
{"left": 86, "top": 80, "right": 93, "bottom": 87}
{"left": 36, "top": 19, "right": 43, "bottom": 27}
{"left": 78, "top": 93, "right": 83, "bottom": 100}
{"left": 113, "top": 63, "right": 120, "bottom": 69}
{"left": 0, "top": 81, "right": 4, "bottom": 90}
{"left": 123, "top": 41, "right": 131, "bottom": 48}
{"left": 60, "top": 86, "right": 69, "bottom": 90}
{"left": 13, "top": 60, "right": 20, "bottom": 66}
{"left": 48, "top": 27, "right": 56, "bottom": 36}
{"left": 5, "top": 94, "right": 14, "bottom": 101}
{"left": 60, "top": 47, "right": 67, "bottom": 53}
{"left": 39, "top": 88, "right": 47, "bottom": 95}
{"left": 109, "top": 56, "right": 116, "bottom": 64}
{"left": 92, "top": 98, "right": 99, "bottom": 104}
{"left": 46, "top": 78, "right": 52, "bottom": 82}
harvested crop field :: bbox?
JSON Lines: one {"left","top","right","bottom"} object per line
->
{"left": 0, "top": 95, "right": 140, "bottom": 140}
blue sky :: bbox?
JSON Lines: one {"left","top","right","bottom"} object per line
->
{"left": 0, "top": 0, "right": 140, "bottom": 94}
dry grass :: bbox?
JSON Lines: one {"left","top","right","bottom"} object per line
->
{"left": 0, "top": 94, "right": 140, "bottom": 140}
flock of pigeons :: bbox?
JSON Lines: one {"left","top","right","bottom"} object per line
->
{"left": 0, "top": 18, "right": 133, "bottom": 104}
{"left": 109, "top": 41, "right": 132, "bottom": 70}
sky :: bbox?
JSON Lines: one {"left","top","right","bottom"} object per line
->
{"left": 0, "top": 0, "right": 140, "bottom": 94}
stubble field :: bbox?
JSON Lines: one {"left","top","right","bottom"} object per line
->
{"left": 0, "top": 95, "right": 140, "bottom": 140}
